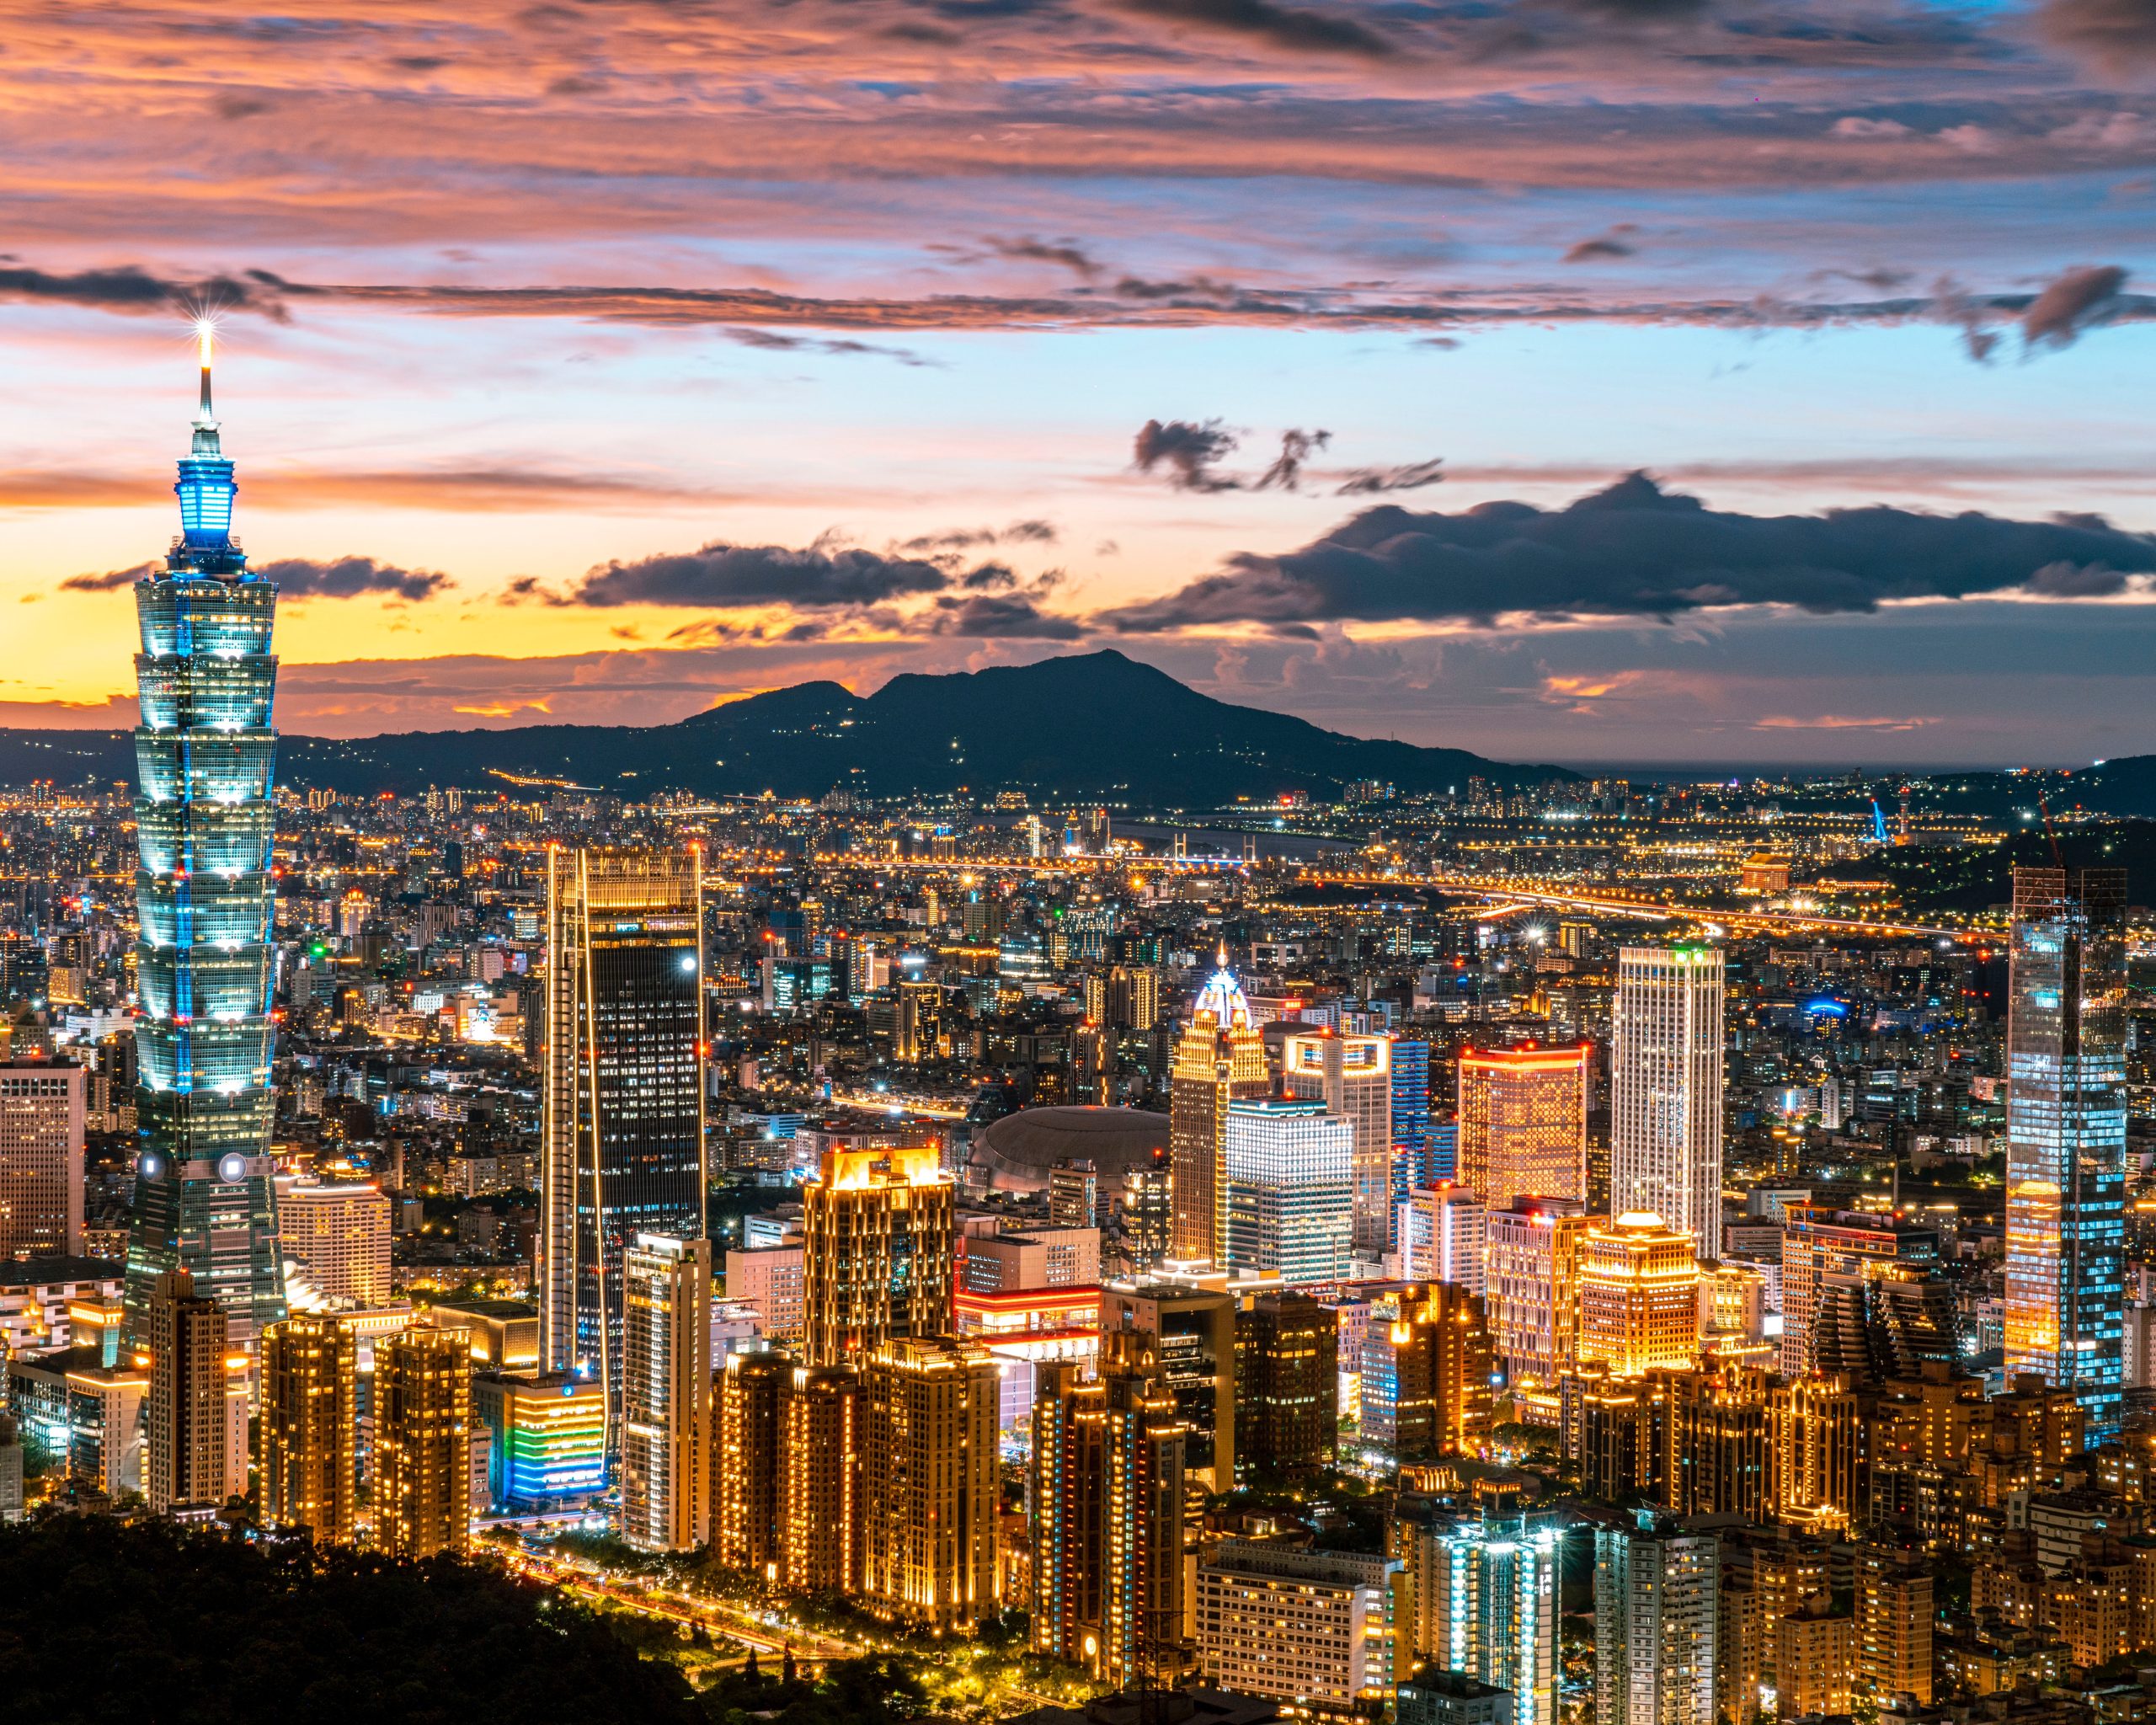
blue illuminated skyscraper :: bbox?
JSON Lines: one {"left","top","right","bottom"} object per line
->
{"left": 122, "top": 332, "right": 286, "bottom": 1352}
{"left": 2005, "top": 864, "right": 2127, "bottom": 1439}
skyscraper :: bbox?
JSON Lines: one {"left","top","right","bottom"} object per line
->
{"left": 715, "top": 1348, "right": 788, "bottom": 1575}
{"left": 145, "top": 1267, "right": 241, "bottom": 1516}
{"left": 780, "top": 1363, "right": 862, "bottom": 1594}
{"left": 1458, "top": 1044, "right": 1591, "bottom": 1210}
{"left": 125, "top": 337, "right": 286, "bottom": 1354}
{"left": 538, "top": 845, "right": 706, "bottom": 1430}
{"left": 1594, "top": 1513, "right": 1719, "bottom": 1725}
{"left": 2005, "top": 865, "right": 2128, "bottom": 1439}
{"left": 1405, "top": 1513, "right": 1564, "bottom": 1725}
{"left": 620, "top": 1232, "right": 712, "bottom": 1552}
{"left": 1283, "top": 1029, "right": 1394, "bottom": 1255}
{"left": 1610, "top": 948, "right": 1725, "bottom": 1253}
{"left": 277, "top": 1181, "right": 392, "bottom": 1308}
{"left": 1234, "top": 1290, "right": 1338, "bottom": 1478}
{"left": 1577, "top": 1214, "right": 1702, "bottom": 1377}
{"left": 1391, "top": 1037, "right": 1433, "bottom": 1215}
{"left": 377, "top": 1327, "right": 472, "bottom": 1557}
{"left": 1169, "top": 955, "right": 1269, "bottom": 1263}
{"left": 801, "top": 1144, "right": 954, "bottom": 1367}
{"left": 1486, "top": 1201, "right": 1590, "bottom": 1387}
{"left": 859, "top": 1336, "right": 1001, "bottom": 1631}
{"left": 0, "top": 1057, "right": 85, "bottom": 1258}
{"left": 259, "top": 1312, "right": 359, "bottom": 1544}
{"left": 1222, "top": 1098, "right": 1353, "bottom": 1285}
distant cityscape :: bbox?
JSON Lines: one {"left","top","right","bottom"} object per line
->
{"left": 8, "top": 360, "right": 2156, "bottom": 1725}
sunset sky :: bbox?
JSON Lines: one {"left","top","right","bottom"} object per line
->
{"left": 4, "top": 0, "right": 2156, "bottom": 766}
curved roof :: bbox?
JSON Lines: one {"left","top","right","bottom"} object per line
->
{"left": 966, "top": 1105, "right": 1170, "bottom": 1194}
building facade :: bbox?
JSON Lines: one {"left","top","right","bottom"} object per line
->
{"left": 1458, "top": 1044, "right": 1591, "bottom": 1211}
{"left": 377, "top": 1326, "right": 472, "bottom": 1557}
{"left": 145, "top": 1267, "right": 241, "bottom": 1515}
{"left": 1223, "top": 1098, "right": 1353, "bottom": 1285}
{"left": 277, "top": 1182, "right": 392, "bottom": 1308}
{"left": 621, "top": 1232, "right": 712, "bottom": 1552}
{"left": 0, "top": 1059, "right": 85, "bottom": 1258}
{"left": 858, "top": 1336, "right": 1001, "bottom": 1632}
{"left": 1594, "top": 1514, "right": 1719, "bottom": 1725}
{"left": 259, "top": 1312, "right": 358, "bottom": 1543}
{"left": 1610, "top": 948, "right": 1726, "bottom": 1254}
{"left": 1577, "top": 1214, "right": 1702, "bottom": 1378}
{"left": 1169, "top": 959, "right": 1270, "bottom": 1265}
{"left": 1283, "top": 1031, "right": 1395, "bottom": 1257}
{"left": 1197, "top": 1542, "right": 1397, "bottom": 1711}
{"left": 801, "top": 1144, "right": 954, "bottom": 1367}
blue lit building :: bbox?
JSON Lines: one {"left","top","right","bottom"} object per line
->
{"left": 121, "top": 337, "right": 287, "bottom": 1352}
{"left": 1404, "top": 1513, "right": 1564, "bottom": 1725}
{"left": 2005, "top": 865, "right": 2128, "bottom": 1439}
{"left": 1391, "top": 1036, "right": 1433, "bottom": 1211}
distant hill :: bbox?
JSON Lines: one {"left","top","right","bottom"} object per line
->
{"left": 0, "top": 649, "right": 1572, "bottom": 807}
{"left": 1815, "top": 818, "right": 2156, "bottom": 912}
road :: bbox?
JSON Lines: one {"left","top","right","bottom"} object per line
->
{"left": 506, "top": 1547, "right": 861, "bottom": 1663}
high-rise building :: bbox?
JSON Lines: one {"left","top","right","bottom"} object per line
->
{"left": 538, "top": 844, "right": 705, "bottom": 1430}
{"left": 0, "top": 1058, "right": 85, "bottom": 1258}
{"left": 1397, "top": 1184, "right": 1487, "bottom": 1294}
{"left": 1610, "top": 948, "right": 1725, "bottom": 1253}
{"left": 1049, "top": 1158, "right": 1100, "bottom": 1230}
{"left": 145, "top": 1267, "right": 241, "bottom": 1516}
{"left": 1391, "top": 1038, "right": 1433, "bottom": 1216}
{"left": 1234, "top": 1290, "right": 1338, "bottom": 1478}
{"left": 858, "top": 1336, "right": 1001, "bottom": 1632}
{"left": 715, "top": 1348, "right": 788, "bottom": 1575}
{"left": 1283, "top": 1030, "right": 1395, "bottom": 1256}
{"left": 1594, "top": 1513, "right": 1719, "bottom": 1725}
{"left": 1577, "top": 1214, "right": 1702, "bottom": 1377}
{"left": 1769, "top": 1374, "right": 1861, "bottom": 1531}
{"left": 1197, "top": 1543, "right": 1397, "bottom": 1710}
{"left": 780, "top": 1363, "right": 862, "bottom": 1594}
{"left": 1777, "top": 1207, "right": 1943, "bottom": 1379}
{"left": 1774, "top": 1596, "right": 1854, "bottom": 1718}
{"left": 125, "top": 344, "right": 286, "bottom": 1354}
{"left": 1102, "top": 1278, "right": 1236, "bottom": 1494}
{"left": 2005, "top": 865, "right": 2128, "bottom": 1439}
{"left": 802, "top": 1144, "right": 954, "bottom": 1367}
{"left": 1404, "top": 1513, "right": 1564, "bottom": 1725}
{"left": 471, "top": 1371, "right": 606, "bottom": 1510}
{"left": 620, "top": 1233, "right": 712, "bottom": 1552}
{"left": 1458, "top": 1045, "right": 1590, "bottom": 1210}
{"left": 1120, "top": 1149, "right": 1173, "bottom": 1274}
{"left": 1486, "top": 1201, "right": 1590, "bottom": 1387}
{"left": 1658, "top": 1365, "right": 1770, "bottom": 1521}
{"left": 1857, "top": 1549, "right": 1933, "bottom": 1705}
{"left": 1170, "top": 956, "right": 1270, "bottom": 1263}
{"left": 1031, "top": 1348, "right": 1190, "bottom": 1687}
{"left": 277, "top": 1182, "right": 392, "bottom": 1308}
{"left": 1222, "top": 1098, "right": 1353, "bottom": 1285}
{"left": 1084, "top": 965, "right": 1161, "bottom": 1034}
{"left": 259, "top": 1312, "right": 358, "bottom": 1544}
{"left": 377, "top": 1327, "right": 471, "bottom": 1557}
{"left": 1381, "top": 1282, "right": 1493, "bottom": 1461}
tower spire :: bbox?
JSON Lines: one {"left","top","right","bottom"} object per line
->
{"left": 173, "top": 320, "right": 238, "bottom": 565}
{"left": 191, "top": 318, "right": 221, "bottom": 456}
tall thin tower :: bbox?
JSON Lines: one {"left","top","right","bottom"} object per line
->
{"left": 1610, "top": 947, "right": 1724, "bottom": 1256}
{"left": 123, "top": 328, "right": 286, "bottom": 1352}
{"left": 2005, "top": 865, "right": 2127, "bottom": 1439}
{"left": 538, "top": 846, "right": 706, "bottom": 1434}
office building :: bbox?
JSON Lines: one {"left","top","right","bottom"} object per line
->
{"left": 1121, "top": 1150, "right": 1174, "bottom": 1274}
{"left": 1391, "top": 1037, "right": 1433, "bottom": 1215}
{"left": 1486, "top": 1202, "right": 1590, "bottom": 1387}
{"left": 858, "top": 1336, "right": 1001, "bottom": 1632}
{"left": 377, "top": 1326, "right": 471, "bottom": 1557}
{"left": 1610, "top": 948, "right": 1725, "bottom": 1253}
{"left": 1030, "top": 1348, "right": 1190, "bottom": 1687}
{"left": 6, "top": 1342, "right": 147, "bottom": 1498}
{"left": 1403, "top": 1513, "right": 1564, "bottom": 1725}
{"left": 1779, "top": 1206, "right": 1942, "bottom": 1379}
{"left": 277, "top": 1182, "right": 392, "bottom": 1308}
{"left": 1577, "top": 1215, "right": 1701, "bottom": 1377}
{"left": 1102, "top": 1278, "right": 1236, "bottom": 1493}
{"left": 724, "top": 1242, "right": 804, "bottom": 1345}
{"left": 1197, "top": 1542, "right": 1397, "bottom": 1711}
{"left": 1378, "top": 1282, "right": 1493, "bottom": 1461}
{"left": 1235, "top": 1290, "right": 1337, "bottom": 1477}
{"left": 145, "top": 1267, "right": 242, "bottom": 1516}
{"left": 802, "top": 1144, "right": 954, "bottom": 1367}
{"left": 124, "top": 347, "right": 286, "bottom": 1354}
{"left": 259, "top": 1312, "right": 358, "bottom": 1543}
{"left": 1170, "top": 956, "right": 1270, "bottom": 1263}
{"left": 1458, "top": 1044, "right": 1590, "bottom": 1210}
{"left": 0, "top": 1058, "right": 85, "bottom": 1258}
{"left": 781, "top": 1363, "right": 863, "bottom": 1594}
{"left": 1594, "top": 1513, "right": 1719, "bottom": 1725}
{"left": 2005, "top": 865, "right": 2128, "bottom": 1439}
{"left": 1222, "top": 1098, "right": 1353, "bottom": 1285}
{"left": 471, "top": 1371, "right": 606, "bottom": 1509}
{"left": 715, "top": 1347, "right": 788, "bottom": 1574}
{"left": 1049, "top": 1158, "right": 1100, "bottom": 1230}
{"left": 537, "top": 844, "right": 706, "bottom": 1427}
{"left": 1283, "top": 1029, "right": 1394, "bottom": 1256}
{"left": 621, "top": 1233, "right": 712, "bottom": 1553}
{"left": 1397, "top": 1184, "right": 1487, "bottom": 1295}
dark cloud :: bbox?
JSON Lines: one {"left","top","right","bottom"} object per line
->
{"left": 2037, "top": 0, "right": 2156, "bottom": 72}
{"left": 929, "top": 592, "right": 1086, "bottom": 638}
{"left": 1096, "top": 471, "right": 2156, "bottom": 632}
{"left": 1563, "top": 225, "right": 1640, "bottom": 263}
{"left": 1257, "top": 429, "right": 1331, "bottom": 491}
{"left": 984, "top": 237, "right": 1102, "bottom": 279}
{"left": 256, "top": 556, "right": 452, "bottom": 601}
{"left": 568, "top": 540, "right": 961, "bottom": 609}
{"left": 1114, "top": 0, "right": 1398, "bottom": 56}
{"left": 0, "top": 263, "right": 289, "bottom": 320}
{"left": 898, "top": 521, "right": 1059, "bottom": 553}
{"left": 59, "top": 562, "right": 155, "bottom": 593}
{"left": 1134, "top": 419, "right": 1241, "bottom": 492}
{"left": 717, "top": 326, "right": 929, "bottom": 365}
{"left": 1335, "top": 458, "right": 1446, "bottom": 494}
{"left": 2021, "top": 264, "right": 2127, "bottom": 349}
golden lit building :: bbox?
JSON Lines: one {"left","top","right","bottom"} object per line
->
{"left": 802, "top": 1144, "right": 954, "bottom": 1368}
{"left": 1770, "top": 1375, "right": 1860, "bottom": 1531}
{"left": 1857, "top": 1550, "right": 1933, "bottom": 1705}
{"left": 276, "top": 1182, "right": 392, "bottom": 1307}
{"left": 1458, "top": 1045, "right": 1591, "bottom": 1210}
{"left": 620, "top": 1232, "right": 712, "bottom": 1553}
{"left": 259, "top": 1312, "right": 358, "bottom": 1543}
{"left": 1389, "top": 1282, "right": 1494, "bottom": 1461}
{"left": 1775, "top": 1596, "right": 1855, "bottom": 1718}
{"left": 781, "top": 1363, "right": 862, "bottom": 1594}
{"left": 1168, "top": 956, "right": 1269, "bottom": 1263}
{"left": 377, "top": 1326, "right": 471, "bottom": 1557}
{"left": 1486, "top": 1202, "right": 1590, "bottom": 1387}
{"left": 715, "top": 1348, "right": 788, "bottom": 1575}
{"left": 1577, "top": 1214, "right": 1702, "bottom": 1377}
{"left": 858, "top": 1336, "right": 1001, "bottom": 1632}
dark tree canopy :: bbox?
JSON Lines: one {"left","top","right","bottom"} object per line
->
{"left": 0, "top": 1514, "right": 702, "bottom": 1725}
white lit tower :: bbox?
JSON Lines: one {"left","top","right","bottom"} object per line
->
{"left": 122, "top": 328, "right": 287, "bottom": 1353}
{"left": 1610, "top": 947, "right": 1725, "bottom": 1256}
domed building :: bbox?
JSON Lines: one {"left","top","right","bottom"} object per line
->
{"left": 963, "top": 1105, "right": 1170, "bottom": 1196}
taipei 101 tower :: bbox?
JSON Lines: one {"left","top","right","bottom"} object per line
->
{"left": 121, "top": 328, "right": 286, "bottom": 1351}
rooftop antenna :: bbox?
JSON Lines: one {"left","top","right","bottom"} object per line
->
{"left": 2036, "top": 790, "right": 2066, "bottom": 871}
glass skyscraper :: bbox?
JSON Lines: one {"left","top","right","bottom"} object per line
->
{"left": 2005, "top": 864, "right": 2127, "bottom": 1439}
{"left": 122, "top": 335, "right": 287, "bottom": 1353}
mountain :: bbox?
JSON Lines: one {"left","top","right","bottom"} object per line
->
{"left": 0, "top": 650, "right": 1572, "bottom": 806}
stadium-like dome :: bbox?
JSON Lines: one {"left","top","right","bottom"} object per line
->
{"left": 965, "top": 1105, "right": 1170, "bottom": 1194}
